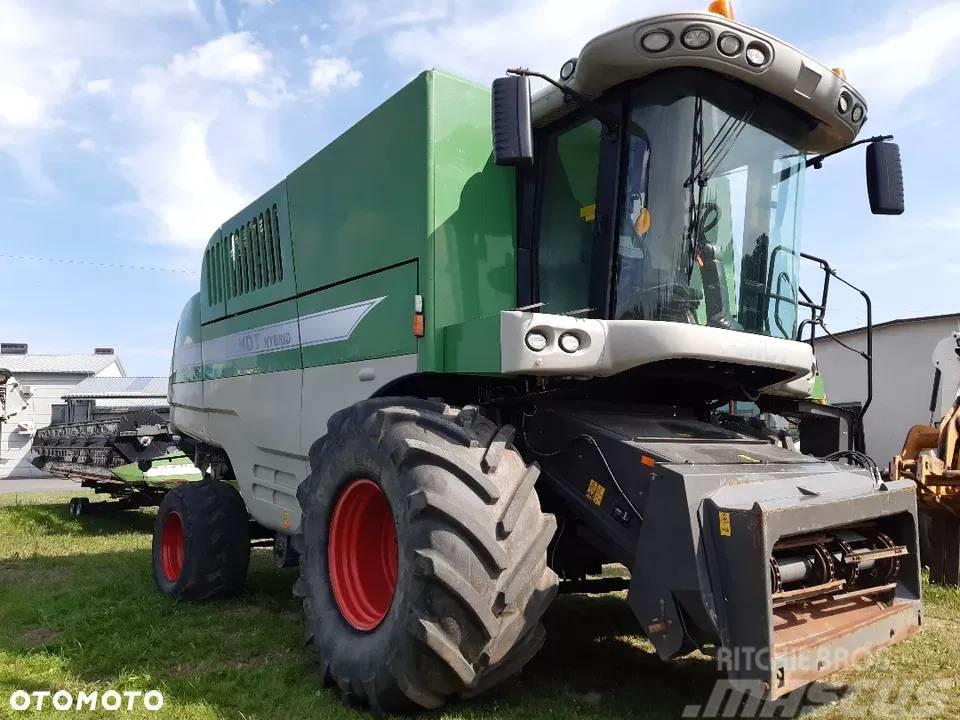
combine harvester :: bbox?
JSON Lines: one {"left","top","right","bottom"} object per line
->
{"left": 157, "top": 1, "right": 918, "bottom": 710}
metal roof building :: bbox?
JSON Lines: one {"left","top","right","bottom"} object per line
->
{"left": 0, "top": 345, "right": 125, "bottom": 480}
{"left": 0, "top": 353, "right": 125, "bottom": 376}
{"left": 61, "top": 377, "right": 168, "bottom": 414}
{"left": 62, "top": 376, "right": 167, "bottom": 399}
{"left": 813, "top": 313, "right": 960, "bottom": 469}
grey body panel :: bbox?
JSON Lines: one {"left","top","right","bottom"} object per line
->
{"left": 171, "top": 354, "right": 418, "bottom": 533}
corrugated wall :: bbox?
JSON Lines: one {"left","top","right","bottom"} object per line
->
{"left": 813, "top": 316, "right": 960, "bottom": 467}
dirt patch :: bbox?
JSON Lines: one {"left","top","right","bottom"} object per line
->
{"left": 18, "top": 626, "right": 63, "bottom": 648}
{"left": 0, "top": 561, "right": 71, "bottom": 587}
{"left": 167, "top": 650, "right": 292, "bottom": 679}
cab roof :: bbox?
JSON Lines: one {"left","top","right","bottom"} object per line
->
{"left": 531, "top": 12, "right": 866, "bottom": 154}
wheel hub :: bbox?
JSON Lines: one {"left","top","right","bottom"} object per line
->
{"left": 160, "top": 511, "right": 185, "bottom": 581}
{"left": 328, "top": 479, "right": 398, "bottom": 631}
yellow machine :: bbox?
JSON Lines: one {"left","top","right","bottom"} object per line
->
{"left": 891, "top": 331, "right": 960, "bottom": 585}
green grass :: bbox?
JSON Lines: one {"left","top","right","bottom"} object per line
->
{"left": 0, "top": 492, "right": 958, "bottom": 719}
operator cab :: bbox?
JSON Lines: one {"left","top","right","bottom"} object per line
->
{"left": 493, "top": 9, "right": 903, "bottom": 365}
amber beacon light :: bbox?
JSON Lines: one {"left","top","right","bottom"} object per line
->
{"left": 708, "top": 0, "right": 735, "bottom": 19}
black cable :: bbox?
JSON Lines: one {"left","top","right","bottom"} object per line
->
{"left": 825, "top": 449, "right": 881, "bottom": 485}
{"left": 521, "top": 411, "right": 644, "bottom": 522}
{"left": 0, "top": 253, "right": 198, "bottom": 275}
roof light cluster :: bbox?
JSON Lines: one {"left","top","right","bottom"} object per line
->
{"left": 638, "top": 23, "right": 773, "bottom": 71}
{"left": 835, "top": 88, "right": 865, "bottom": 125}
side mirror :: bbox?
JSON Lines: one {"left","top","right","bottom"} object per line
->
{"left": 866, "top": 141, "right": 904, "bottom": 215}
{"left": 491, "top": 75, "right": 533, "bottom": 167}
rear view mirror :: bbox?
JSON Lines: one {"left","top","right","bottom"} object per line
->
{"left": 491, "top": 75, "right": 533, "bottom": 167}
{"left": 866, "top": 141, "right": 904, "bottom": 215}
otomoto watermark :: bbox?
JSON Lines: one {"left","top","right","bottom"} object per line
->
{"left": 8, "top": 689, "right": 164, "bottom": 712}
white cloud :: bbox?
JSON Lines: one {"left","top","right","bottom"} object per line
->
{"left": 831, "top": 2, "right": 960, "bottom": 113}
{"left": 167, "top": 32, "right": 270, "bottom": 84}
{"left": 309, "top": 57, "right": 363, "bottom": 94}
{"left": 0, "top": 84, "right": 46, "bottom": 128}
{"left": 76, "top": 138, "right": 97, "bottom": 151}
{"left": 213, "top": 0, "right": 229, "bottom": 32}
{"left": 120, "top": 33, "right": 289, "bottom": 247}
{"left": 85, "top": 77, "right": 113, "bottom": 95}
{"left": 381, "top": 0, "right": 678, "bottom": 83}
{"left": 332, "top": 0, "right": 449, "bottom": 41}
{"left": 239, "top": 0, "right": 276, "bottom": 5}
{"left": 927, "top": 208, "right": 960, "bottom": 231}
{"left": 119, "top": 118, "right": 250, "bottom": 248}
{"left": 0, "top": 0, "right": 198, "bottom": 192}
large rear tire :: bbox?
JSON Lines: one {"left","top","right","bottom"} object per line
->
{"left": 152, "top": 480, "right": 250, "bottom": 600}
{"left": 297, "top": 398, "right": 558, "bottom": 712}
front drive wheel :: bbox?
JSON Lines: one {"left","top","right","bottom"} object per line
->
{"left": 152, "top": 480, "right": 250, "bottom": 600}
{"left": 297, "top": 399, "right": 558, "bottom": 712}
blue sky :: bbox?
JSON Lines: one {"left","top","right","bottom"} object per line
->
{"left": 1, "top": 0, "right": 957, "bottom": 376}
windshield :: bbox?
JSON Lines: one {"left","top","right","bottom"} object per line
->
{"left": 613, "top": 70, "right": 808, "bottom": 339}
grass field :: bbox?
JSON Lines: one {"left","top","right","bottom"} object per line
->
{"left": 1, "top": 492, "right": 958, "bottom": 720}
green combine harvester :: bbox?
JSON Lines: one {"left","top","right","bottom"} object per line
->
{"left": 158, "top": 3, "right": 918, "bottom": 711}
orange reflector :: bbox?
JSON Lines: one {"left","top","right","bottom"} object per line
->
{"left": 708, "top": 0, "right": 735, "bottom": 19}
{"left": 413, "top": 313, "right": 425, "bottom": 338}
{"left": 832, "top": 67, "right": 847, "bottom": 80}
{"left": 633, "top": 207, "right": 652, "bottom": 235}
{"left": 641, "top": 455, "right": 656, "bottom": 467}
{"left": 696, "top": 254, "right": 704, "bottom": 268}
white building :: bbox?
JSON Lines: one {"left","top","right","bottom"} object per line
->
{"left": 813, "top": 313, "right": 960, "bottom": 470}
{"left": 0, "top": 346, "right": 125, "bottom": 479}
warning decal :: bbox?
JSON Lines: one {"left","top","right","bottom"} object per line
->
{"left": 719, "top": 511, "right": 732, "bottom": 537}
{"left": 586, "top": 479, "right": 606, "bottom": 506}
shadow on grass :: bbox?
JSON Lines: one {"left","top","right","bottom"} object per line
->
{"left": 0, "top": 498, "right": 156, "bottom": 537}
{"left": 0, "top": 540, "right": 847, "bottom": 719}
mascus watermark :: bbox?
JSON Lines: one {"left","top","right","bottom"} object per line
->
{"left": 682, "top": 678, "right": 955, "bottom": 719}
{"left": 8, "top": 690, "right": 164, "bottom": 712}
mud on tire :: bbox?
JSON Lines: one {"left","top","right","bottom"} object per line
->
{"left": 297, "top": 398, "right": 558, "bottom": 712}
{"left": 152, "top": 479, "right": 250, "bottom": 600}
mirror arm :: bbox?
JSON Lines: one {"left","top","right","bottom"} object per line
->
{"left": 507, "top": 68, "right": 620, "bottom": 132}
{"left": 806, "top": 134, "right": 893, "bottom": 170}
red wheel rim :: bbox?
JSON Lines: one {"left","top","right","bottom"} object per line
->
{"left": 160, "top": 511, "right": 184, "bottom": 582}
{"left": 328, "top": 479, "right": 398, "bottom": 631}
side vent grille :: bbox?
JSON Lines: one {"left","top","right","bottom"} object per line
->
{"left": 206, "top": 204, "right": 283, "bottom": 305}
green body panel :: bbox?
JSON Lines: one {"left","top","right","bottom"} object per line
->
{"left": 111, "top": 453, "right": 202, "bottom": 488}
{"left": 201, "top": 299, "right": 301, "bottom": 380}
{"left": 186, "top": 70, "right": 516, "bottom": 382}
{"left": 172, "top": 293, "right": 203, "bottom": 383}
{"left": 200, "top": 229, "right": 225, "bottom": 324}
{"left": 811, "top": 371, "right": 826, "bottom": 402}
{"left": 286, "top": 81, "right": 429, "bottom": 296}
{"left": 222, "top": 182, "right": 297, "bottom": 317}
{"left": 429, "top": 73, "right": 517, "bottom": 368}
{"left": 298, "top": 263, "right": 418, "bottom": 368}
{"left": 441, "top": 313, "right": 502, "bottom": 374}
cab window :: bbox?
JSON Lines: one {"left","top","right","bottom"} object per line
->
{"left": 536, "top": 118, "right": 602, "bottom": 313}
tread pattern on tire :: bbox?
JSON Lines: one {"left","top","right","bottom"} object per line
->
{"left": 297, "top": 397, "right": 559, "bottom": 712}
{"left": 152, "top": 479, "right": 250, "bottom": 601}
